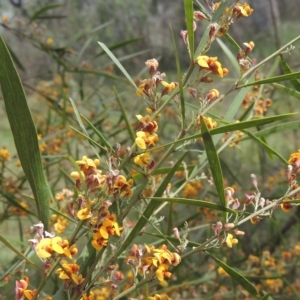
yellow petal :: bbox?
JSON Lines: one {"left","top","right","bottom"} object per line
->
{"left": 136, "top": 137, "right": 146, "bottom": 149}
{"left": 99, "top": 227, "right": 109, "bottom": 239}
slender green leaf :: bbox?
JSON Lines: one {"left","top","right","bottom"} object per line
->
{"left": 0, "top": 35, "right": 50, "bottom": 228}
{"left": 29, "top": 4, "right": 63, "bottom": 22}
{"left": 241, "top": 129, "right": 289, "bottom": 165}
{"left": 115, "top": 152, "right": 188, "bottom": 256}
{"left": 240, "top": 121, "right": 300, "bottom": 140}
{"left": 76, "top": 236, "right": 96, "bottom": 277}
{"left": 0, "top": 188, "right": 36, "bottom": 217}
{"left": 33, "top": 15, "right": 66, "bottom": 20}
{"left": 52, "top": 284, "right": 69, "bottom": 300}
{"left": 67, "top": 68, "right": 128, "bottom": 82}
{"left": 0, "top": 235, "right": 40, "bottom": 269}
{"left": 216, "top": 38, "right": 239, "bottom": 76}
{"left": 272, "top": 82, "right": 300, "bottom": 100}
{"left": 280, "top": 54, "right": 300, "bottom": 91}
{"left": 94, "top": 37, "right": 144, "bottom": 58}
{"left": 184, "top": 0, "right": 194, "bottom": 61}
{"left": 113, "top": 87, "right": 135, "bottom": 143}
{"left": 6, "top": 44, "right": 26, "bottom": 72}
{"left": 194, "top": 25, "right": 210, "bottom": 57}
{"left": 240, "top": 71, "right": 300, "bottom": 87}
{"left": 200, "top": 117, "right": 226, "bottom": 220}
{"left": 98, "top": 42, "right": 137, "bottom": 89}
{"left": 170, "top": 24, "right": 185, "bottom": 129}
{"left": 212, "top": 0, "right": 230, "bottom": 22}
{"left": 207, "top": 251, "right": 258, "bottom": 296}
{"left": 149, "top": 197, "right": 237, "bottom": 214}
{"left": 259, "top": 294, "right": 273, "bottom": 300}
{"left": 80, "top": 115, "right": 114, "bottom": 152}
{"left": 152, "top": 113, "right": 295, "bottom": 151}
{"left": 224, "top": 33, "right": 241, "bottom": 51}
{"left": 225, "top": 86, "right": 251, "bottom": 122}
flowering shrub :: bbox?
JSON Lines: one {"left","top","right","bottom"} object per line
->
{"left": 1, "top": 1, "right": 300, "bottom": 299}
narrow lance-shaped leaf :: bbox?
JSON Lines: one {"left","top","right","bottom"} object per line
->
{"left": 98, "top": 42, "right": 137, "bottom": 89}
{"left": 151, "top": 113, "right": 296, "bottom": 152}
{"left": 240, "top": 121, "right": 300, "bottom": 140}
{"left": 94, "top": 37, "right": 144, "bottom": 58}
{"left": 240, "top": 71, "right": 300, "bottom": 88}
{"left": 29, "top": 4, "right": 62, "bottom": 22}
{"left": 200, "top": 116, "right": 226, "bottom": 221}
{"left": 241, "top": 129, "right": 288, "bottom": 165}
{"left": 280, "top": 54, "right": 300, "bottom": 91}
{"left": 0, "top": 35, "right": 50, "bottom": 228}
{"left": 272, "top": 82, "right": 300, "bottom": 100}
{"left": 206, "top": 251, "right": 258, "bottom": 296}
{"left": 113, "top": 87, "right": 135, "bottom": 142}
{"left": 170, "top": 24, "right": 185, "bottom": 129}
{"left": 0, "top": 235, "right": 40, "bottom": 270}
{"left": 184, "top": 0, "right": 194, "bottom": 61}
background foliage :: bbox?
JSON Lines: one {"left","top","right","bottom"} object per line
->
{"left": 1, "top": 0, "right": 300, "bottom": 299}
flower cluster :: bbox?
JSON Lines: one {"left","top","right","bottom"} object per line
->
{"left": 28, "top": 222, "right": 77, "bottom": 261}
{"left": 15, "top": 276, "right": 36, "bottom": 300}
{"left": 242, "top": 82, "right": 273, "bottom": 117}
{"left": 71, "top": 156, "right": 133, "bottom": 198}
{"left": 196, "top": 55, "right": 228, "bottom": 78}
{"left": 237, "top": 41, "right": 255, "bottom": 72}
{"left": 136, "top": 58, "right": 177, "bottom": 101}
{"left": 91, "top": 203, "right": 121, "bottom": 250}
{"left": 71, "top": 156, "right": 106, "bottom": 191}
{"left": 55, "top": 262, "right": 84, "bottom": 285}
{"left": 0, "top": 147, "right": 10, "bottom": 161}
{"left": 182, "top": 180, "right": 203, "bottom": 198}
{"left": 212, "top": 2, "right": 253, "bottom": 37}
{"left": 197, "top": 116, "right": 218, "bottom": 130}
{"left": 127, "top": 244, "right": 181, "bottom": 282}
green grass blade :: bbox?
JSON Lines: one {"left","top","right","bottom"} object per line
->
{"left": 115, "top": 152, "right": 188, "bottom": 256}
{"left": 240, "top": 121, "right": 300, "bottom": 139}
{"left": 98, "top": 42, "right": 137, "bottom": 89}
{"left": 80, "top": 115, "right": 114, "bottom": 152}
{"left": 240, "top": 71, "right": 300, "bottom": 87}
{"left": 170, "top": 24, "right": 185, "bottom": 129}
{"left": 113, "top": 87, "right": 135, "bottom": 143}
{"left": 149, "top": 197, "right": 237, "bottom": 214}
{"left": 29, "top": 4, "right": 63, "bottom": 22}
{"left": 241, "top": 129, "right": 288, "bottom": 165}
{"left": 207, "top": 251, "right": 258, "bottom": 296}
{"left": 194, "top": 25, "right": 210, "bottom": 57}
{"left": 212, "top": 0, "right": 230, "bottom": 22}
{"left": 0, "top": 188, "right": 36, "bottom": 217}
{"left": 280, "top": 54, "right": 300, "bottom": 91}
{"left": 200, "top": 117, "right": 226, "bottom": 220}
{"left": 151, "top": 113, "right": 295, "bottom": 151}
{"left": 272, "top": 82, "right": 300, "bottom": 100}
{"left": 94, "top": 37, "right": 144, "bottom": 58}
{"left": 184, "top": 0, "right": 194, "bottom": 61}
{"left": 216, "top": 38, "right": 239, "bottom": 76}
{"left": 6, "top": 44, "right": 26, "bottom": 72}
{"left": 0, "top": 235, "right": 40, "bottom": 270}
{"left": 212, "top": 113, "right": 296, "bottom": 134}
{"left": 224, "top": 33, "right": 241, "bottom": 51}
{"left": 259, "top": 294, "right": 274, "bottom": 300}
{"left": 224, "top": 86, "right": 251, "bottom": 122}
{"left": 0, "top": 35, "right": 50, "bottom": 228}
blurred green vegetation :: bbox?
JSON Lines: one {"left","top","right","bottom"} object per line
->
{"left": 1, "top": 1, "right": 300, "bottom": 299}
